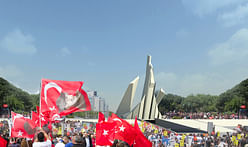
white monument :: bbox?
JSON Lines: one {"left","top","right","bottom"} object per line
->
{"left": 116, "top": 76, "right": 139, "bottom": 118}
{"left": 116, "top": 55, "right": 165, "bottom": 120}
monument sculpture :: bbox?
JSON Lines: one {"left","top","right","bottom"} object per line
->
{"left": 116, "top": 55, "right": 165, "bottom": 120}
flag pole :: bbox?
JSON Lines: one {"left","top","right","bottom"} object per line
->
{"left": 39, "top": 79, "right": 42, "bottom": 128}
{"left": 8, "top": 116, "right": 12, "bottom": 137}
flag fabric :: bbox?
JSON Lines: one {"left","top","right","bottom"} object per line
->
{"left": 96, "top": 112, "right": 115, "bottom": 146}
{"left": 32, "top": 111, "right": 52, "bottom": 127}
{"left": 0, "top": 136, "right": 7, "bottom": 147}
{"left": 98, "top": 112, "right": 105, "bottom": 123}
{"left": 96, "top": 121, "right": 115, "bottom": 146}
{"left": 11, "top": 112, "right": 37, "bottom": 138}
{"left": 36, "top": 106, "right": 40, "bottom": 114}
{"left": 133, "top": 116, "right": 152, "bottom": 147}
{"left": 31, "top": 111, "right": 40, "bottom": 126}
{"left": 108, "top": 113, "right": 136, "bottom": 146}
{"left": 40, "top": 79, "right": 91, "bottom": 116}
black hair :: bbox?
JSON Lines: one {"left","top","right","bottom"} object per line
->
{"left": 74, "top": 135, "right": 82, "bottom": 144}
{"left": 37, "top": 132, "right": 45, "bottom": 142}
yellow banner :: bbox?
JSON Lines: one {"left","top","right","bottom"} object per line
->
{"left": 163, "top": 131, "right": 168, "bottom": 136}
{"left": 180, "top": 140, "right": 184, "bottom": 147}
{"left": 237, "top": 134, "right": 241, "bottom": 140}
{"left": 58, "top": 127, "right": 62, "bottom": 135}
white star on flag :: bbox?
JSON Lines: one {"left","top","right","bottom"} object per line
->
{"left": 41, "top": 117, "right": 46, "bottom": 121}
{"left": 103, "top": 130, "right": 109, "bottom": 136}
{"left": 17, "top": 130, "right": 23, "bottom": 136}
{"left": 119, "top": 125, "right": 125, "bottom": 132}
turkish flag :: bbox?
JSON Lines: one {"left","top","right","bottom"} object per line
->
{"left": 31, "top": 111, "right": 40, "bottom": 126}
{"left": 96, "top": 121, "right": 115, "bottom": 146}
{"left": 36, "top": 106, "right": 40, "bottom": 114}
{"left": 133, "top": 117, "right": 152, "bottom": 147}
{"left": 11, "top": 112, "right": 37, "bottom": 138}
{"left": 108, "top": 113, "right": 136, "bottom": 146}
{"left": 32, "top": 111, "right": 52, "bottom": 127}
{"left": 40, "top": 79, "right": 91, "bottom": 116}
{"left": 98, "top": 112, "right": 105, "bottom": 123}
{"left": 34, "top": 108, "right": 53, "bottom": 127}
{"left": 0, "top": 136, "right": 7, "bottom": 147}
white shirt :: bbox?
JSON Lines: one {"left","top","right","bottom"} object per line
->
{"left": 218, "top": 142, "right": 227, "bottom": 147}
{"left": 85, "top": 137, "right": 90, "bottom": 147}
{"left": 55, "top": 142, "right": 65, "bottom": 147}
{"left": 33, "top": 140, "right": 52, "bottom": 147}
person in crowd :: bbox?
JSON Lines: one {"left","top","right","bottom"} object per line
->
{"left": 65, "top": 136, "right": 73, "bottom": 147}
{"left": 20, "top": 138, "right": 32, "bottom": 147}
{"left": 205, "top": 137, "right": 211, "bottom": 147}
{"left": 83, "top": 132, "right": 92, "bottom": 147}
{"left": 72, "top": 135, "right": 85, "bottom": 147}
{"left": 55, "top": 138, "right": 65, "bottom": 147}
{"left": 9, "top": 138, "right": 21, "bottom": 147}
{"left": 115, "top": 141, "right": 129, "bottom": 147}
{"left": 62, "top": 136, "right": 70, "bottom": 146}
{"left": 54, "top": 136, "right": 71, "bottom": 147}
{"left": 90, "top": 134, "right": 95, "bottom": 147}
{"left": 218, "top": 138, "right": 227, "bottom": 147}
{"left": 33, "top": 128, "right": 52, "bottom": 147}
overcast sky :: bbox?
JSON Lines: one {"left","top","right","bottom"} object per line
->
{"left": 1, "top": 0, "right": 248, "bottom": 111}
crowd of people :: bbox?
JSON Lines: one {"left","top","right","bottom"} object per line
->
{"left": 143, "top": 124, "right": 248, "bottom": 146}
{"left": 1, "top": 118, "right": 248, "bottom": 146}
{"left": 161, "top": 112, "right": 246, "bottom": 119}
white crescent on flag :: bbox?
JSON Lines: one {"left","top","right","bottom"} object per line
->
{"left": 44, "top": 82, "right": 62, "bottom": 104}
{"left": 113, "top": 118, "right": 122, "bottom": 123}
{"left": 51, "top": 114, "right": 60, "bottom": 121}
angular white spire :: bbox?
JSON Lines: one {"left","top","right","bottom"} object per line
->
{"left": 141, "top": 55, "right": 156, "bottom": 120}
{"left": 116, "top": 76, "right": 139, "bottom": 117}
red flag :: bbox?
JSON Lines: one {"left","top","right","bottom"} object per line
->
{"left": 31, "top": 111, "right": 40, "bottom": 126}
{"left": 40, "top": 79, "right": 91, "bottom": 116}
{"left": 11, "top": 112, "right": 37, "bottom": 138}
{"left": 33, "top": 110, "right": 52, "bottom": 127}
{"left": 133, "top": 117, "right": 152, "bottom": 147}
{"left": 98, "top": 112, "right": 105, "bottom": 123}
{"left": 0, "top": 136, "right": 7, "bottom": 147}
{"left": 96, "top": 121, "right": 115, "bottom": 146}
{"left": 108, "top": 113, "right": 136, "bottom": 146}
{"left": 36, "top": 106, "right": 40, "bottom": 114}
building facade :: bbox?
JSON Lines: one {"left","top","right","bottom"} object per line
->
{"left": 87, "top": 91, "right": 108, "bottom": 113}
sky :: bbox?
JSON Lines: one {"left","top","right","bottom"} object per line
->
{"left": 1, "top": 0, "right": 248, "bottom": 111}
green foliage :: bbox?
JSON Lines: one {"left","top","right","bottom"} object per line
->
{"left": 0, "top": 77, "right": 35, "bottom": 112}
{"left": 3, "top": 95, "right": 24, "bottom": 111}
{"left": 159, "top": 78, "right": 248, "bottom": 113}
{"left": 31, "top": 94, "right": 40, "bottom": 110}
{"left": 224, "top": 96, "right": 245, "bottom": 112}
{"left": 158, "top": 94, "right": 183, "bottom": 114}
{"left": 1, "top": 76, "right": 248, "bottom": 115}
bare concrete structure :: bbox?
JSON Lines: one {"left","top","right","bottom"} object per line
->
{"left": 116, "top": 55, "right": 165, "bottom": 120}
{"left": 116, "top": 76, "right": 139, "bottom": 118}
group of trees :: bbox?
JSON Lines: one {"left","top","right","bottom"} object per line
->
{"left": 158, "top": 79, "right": 248, "bottom": 114}
{"left": 1, "top": 76, "right": 248, "bottom": 115}
{"left": 0, "top": 77, "right": 38, "bottom": 113}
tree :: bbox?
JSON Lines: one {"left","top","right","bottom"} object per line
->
{"left": 158, "top": 94, "right": 184, "bottom": 114}
{"left": 3, "top": 95, "right": 24, "bottom": 111}
{"left": 224, "top": 96, "right": 245, "bottom": 112}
